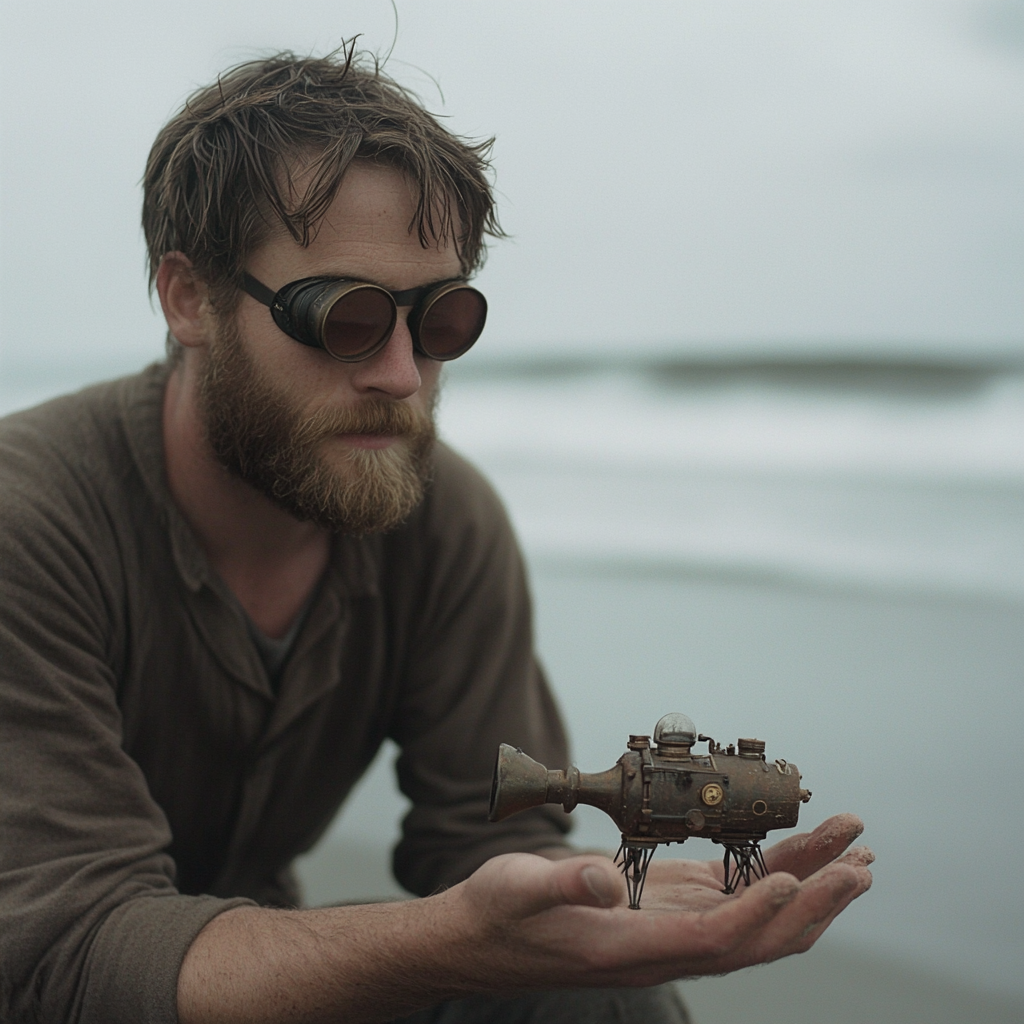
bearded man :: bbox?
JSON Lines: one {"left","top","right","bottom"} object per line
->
{"left": 0, "top": 51, "right": 872, "bottom": 1024}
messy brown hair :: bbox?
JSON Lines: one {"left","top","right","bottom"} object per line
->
{"left": 143, "top": 46, "right": 502, "bottom": 333}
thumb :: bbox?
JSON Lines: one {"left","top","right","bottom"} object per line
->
{"left": 547, "top": 856, "right": 625, "bottom": 910}
{"left": 465, "top": 852, "right": 626, "bottom": 921}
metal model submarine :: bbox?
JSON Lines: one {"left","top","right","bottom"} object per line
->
{"left": 489, "top": 713, "right": 812, "bottom": 909}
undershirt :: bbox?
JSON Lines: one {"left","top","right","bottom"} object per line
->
{"left": 243, "top": 602, "right": 312, "bottom": 690}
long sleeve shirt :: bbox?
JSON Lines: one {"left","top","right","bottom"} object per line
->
{"left": 0, "top": 363, "right": 571, "bottom": 1023}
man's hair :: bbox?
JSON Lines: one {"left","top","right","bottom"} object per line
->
{"left": 143, "top": 47, "right": 502, "bottom": 322}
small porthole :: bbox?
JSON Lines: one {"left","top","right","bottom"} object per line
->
{"left": 752, "top": 799, "right": 768, "bottom": 815}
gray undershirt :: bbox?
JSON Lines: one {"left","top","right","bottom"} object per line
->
{"left": 241, "top": 601, "right": 312, "bottom": 690}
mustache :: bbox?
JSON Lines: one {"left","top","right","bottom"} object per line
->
{"left": 292, "top": 398, "right": 435, "bottom": 447}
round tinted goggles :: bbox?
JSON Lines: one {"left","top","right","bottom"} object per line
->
{"left": 240, "top": 271, "right": 487, "bottom": 363}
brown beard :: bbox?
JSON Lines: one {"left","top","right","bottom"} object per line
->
{"left": 197, "top": 318, "right": 437, "bottom": 534}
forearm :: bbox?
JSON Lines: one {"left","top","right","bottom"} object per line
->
{"left": 177, "top": 895, "right": 477, "bottom": 1024}
{"left": 177, "top": 855, "right": 615, "bottom": 1024}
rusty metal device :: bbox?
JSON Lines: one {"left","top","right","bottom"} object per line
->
{"left": 489, "top": 713, "right": 811, "bottom": 909}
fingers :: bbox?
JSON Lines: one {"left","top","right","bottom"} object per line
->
{"left": 680, "top": 872, "right": 802, "bottom": 958}
{"left": 715, "top": 859, "right": 872, "bottom": 971}
{"left": 774, "top": 857, "right": 872, "bottom": 955}
{"left": 762, "top": 813, "right": 865, "bottom": 879}
{"left": 836, "top": 845, "right": 875, "bottom": 872}
{"left": 784, "top": 861, "right": 872, "bottom": 953}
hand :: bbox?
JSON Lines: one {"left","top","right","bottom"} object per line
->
{"left": 442, "top": 814, "right": 872, "bottom": 990}
{"left": 179, "top": 818, "right": 871, "bottom": 1022}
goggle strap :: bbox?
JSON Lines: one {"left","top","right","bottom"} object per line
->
{"left": 240, "top": 272, "right": 280, "bottom": 308}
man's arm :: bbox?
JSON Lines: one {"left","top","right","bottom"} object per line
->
{"left": 385, "top": 445, "right": 577, "bottom": 893}
{"left": 0, "top": 393, "right": 260, "bottom": 1023}
{"left": 179, "top": 815, "right": 872, "bottom": 1023}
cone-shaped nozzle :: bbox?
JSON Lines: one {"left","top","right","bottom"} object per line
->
{"left": 489, "top": 744, "right": 624, "bottom": 824}
{"left": 489, "top": 744, "right": 551, "bottom": 821}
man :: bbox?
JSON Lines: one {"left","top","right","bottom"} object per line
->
{"left": 0, "top": 51, "right": 872, "bottom": 1023}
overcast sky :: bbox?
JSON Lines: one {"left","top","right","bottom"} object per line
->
{"left": 1, "top": 0, "right": 1021, "bottom": 372}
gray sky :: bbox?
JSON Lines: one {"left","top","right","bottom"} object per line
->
{"left": 1, "top": 0, "right": 1021, "bottom": 371}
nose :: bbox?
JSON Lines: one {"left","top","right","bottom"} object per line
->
{"left": 347, "top": 308, "right": 423, "bottom": 399}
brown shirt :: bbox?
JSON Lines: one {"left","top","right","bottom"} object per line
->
{"left": 0, "top": 365, "right": 571, "bottom": 1023}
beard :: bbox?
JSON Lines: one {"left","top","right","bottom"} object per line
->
{"left": 197, "top": 318, "right": 437, "bottom": 534}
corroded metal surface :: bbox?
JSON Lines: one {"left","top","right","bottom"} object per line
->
{"left": 489, "top": 714, "right": 811, "bottom": 908}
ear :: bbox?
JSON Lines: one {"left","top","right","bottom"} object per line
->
{"left": 156, "top": 252, "right": 214, "bottom": 348}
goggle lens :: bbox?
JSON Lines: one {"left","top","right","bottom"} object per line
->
{"left": 416, "top": 287, "right": 488, "bottom": 360}
{"left": 322, "top": 287, "right": 396, "bottom": 361}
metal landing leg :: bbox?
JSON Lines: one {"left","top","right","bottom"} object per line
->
{"left": 615, "top": 840, "right": 657, "bottom": 909}
{"left": 721, "top": 840, "right": 769, "bottom": 894}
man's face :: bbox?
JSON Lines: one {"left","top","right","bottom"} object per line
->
{"left": 197, "top": 162, "right": 459, "bottom": 534}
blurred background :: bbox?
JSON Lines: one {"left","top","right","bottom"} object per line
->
{"left": 2, "top": 2, "right": 1022, "bottom": 1021}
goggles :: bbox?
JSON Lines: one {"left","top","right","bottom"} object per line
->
{"left": 240, "top": 271, "right": 487, "bottom": 363}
